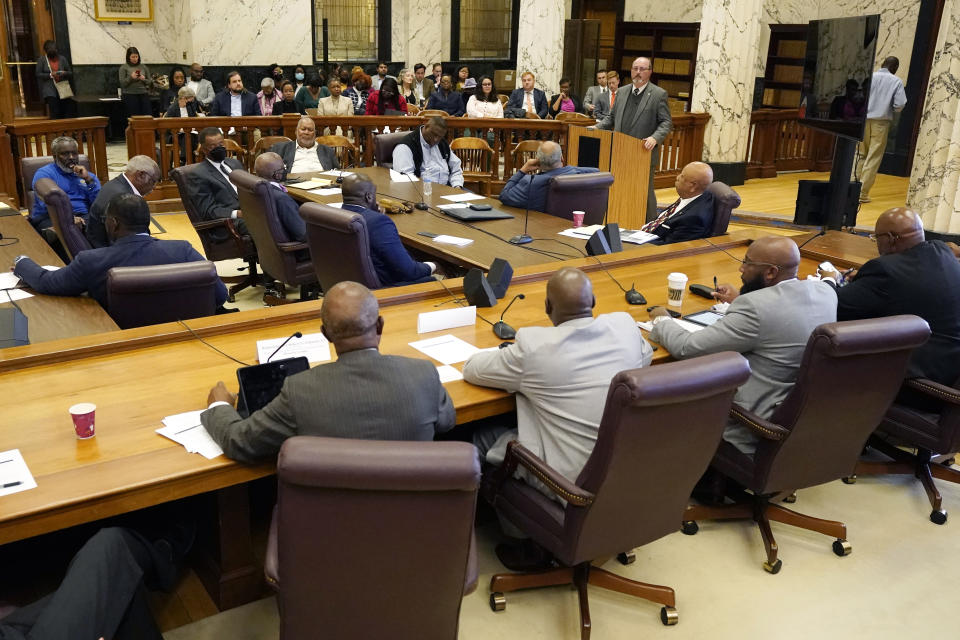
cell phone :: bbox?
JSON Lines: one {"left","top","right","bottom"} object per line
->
{"left": 647, "top": 306, "right": 681, "bottom": 318}
{"left": 818, "top": 261, "right": 837, "bottom": 272}
{"left": 417, "top": 231, "right": 439, "bottom": 238}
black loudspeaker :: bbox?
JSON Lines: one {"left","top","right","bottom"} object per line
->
{"left": 794, "top": 180, "right": 861, "bottom": 227}
{"left": 0, "top": 308, "right": 29, "bottom": 349}
{"left": 585, "top": 223, "right": 622, "bottom": 256}
{"left": 487, "top": 258, "right": 513, "bottom": 299}
{"left": 463, "top": 268, "right": 497, "bottom": 307}
{"left": 604, "top": 223, "right": 622, "bottom": 253}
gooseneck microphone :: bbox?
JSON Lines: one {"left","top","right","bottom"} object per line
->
{"left": 509, "top": 172, "right": 535, "bottom": 245}
{"left": 796, "top": 227, "right": 827, "bottom": 251}
{"left": 492, "top": 294, "right": 525, "bottom": 340}
{"left": 336, "top": 163, "right": 356, "bottom": 184}
{"left": 267, "top": 331, "right": 303, "bottom": 362}
{"left": 403, "top": 171, "right": 429, "bottom": 210}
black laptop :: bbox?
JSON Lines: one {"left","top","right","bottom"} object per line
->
{"left": 235, "top": 357, "right": 310, "bottom": 418}
{"left": 442, "top": 206, "right": 514, "bottom": 222}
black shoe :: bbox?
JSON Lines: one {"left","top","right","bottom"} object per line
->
{"left": 495, "top": 539, "right": 555, "bottom": 572}
{"left": 151, "top": 520, "right": 196, "bottom": 592}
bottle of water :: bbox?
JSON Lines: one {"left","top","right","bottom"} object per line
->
{"left": 422, "top": 169, "right": 432, "bottom": 198}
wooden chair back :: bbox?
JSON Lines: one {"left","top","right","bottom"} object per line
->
{"left": 316, "top": 135, "right": 358, "bottom": 167}
{"left": 450, "top": 137, "right": 494, "bottom": 196}
{"left": 555, "top": 112, "right": 593, "bottom": 123}
{"left": 512, "top": 140, "right": 541, "bottom": 168}
{"left": 420, "top": 109, "right": 450, "bottom": 117}
{"left": 406, "top": 104, "right": 421, "bottom": 115}
{"left": 497, "top": 94, "right": 510, "bottom": 106}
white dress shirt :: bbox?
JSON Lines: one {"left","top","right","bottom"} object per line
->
{"left": 392, "top": 131, "right": 464, "bottom": 188}
{"left": 866, "top": 68, "right": 907, "bottom": 120}
{"left": 229, "top": 93, "right": 242, "bottom": 117}
{"left": 291, "top": 143, "right": 329, "bottom": 174}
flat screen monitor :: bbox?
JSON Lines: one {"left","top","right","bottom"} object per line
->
{"left": 799, "top": 14, "right": 880, "bottom": 141}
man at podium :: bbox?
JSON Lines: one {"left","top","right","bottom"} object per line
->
{"left": 596, "top": 57, "right": 672, "bottom": 223}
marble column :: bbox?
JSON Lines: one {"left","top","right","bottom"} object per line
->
{"left": 392, "top": 0, "right": 446, "bottom": 68}
{"left": 690, "top": 0, "right": 763, "bottom": 164}
{"left": 516, "top": 0, "right": 565, "bottom": 93}
{"left": 907, "top": 0, "right": 960, "bottom": 234}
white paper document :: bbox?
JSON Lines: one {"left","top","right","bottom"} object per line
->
{"left": 433, "top": 235, "right": 474, "bottom": 246}
{"left": 436, "top": 203, "right": 470, "bottom": 211}
{"left": 256, "top": 332, "right": 331, "bottom": 364}
{"left": 0, "top": 288, "right": 32, "bottom": 303}
{"left": 418, "top": 305, "right": 477, "bottom": 333}
{"left": 157, "top": 411, "right": 224, "bottom": 459}
{"left": 636, "top": 319, "right": 705, "bottom": 334}
{"left": 409, "top": 334, "right": 481, "bottom": 364}
{"left": 441, "top": 192, "right": 486, "bottom": 203}
{"left": 310, "top": 187, "right": 342, "bottom": 196}
{"left": 436, "top": 365, "right": 464, "bottom": 383}
{"left": 287, "top": 179, "right": 332, "bottom": 190}
{"left": 0, "top": 273, "right": 19, "bottom": 289}
{"left": 0, "top": 449, "right": 38, "bottom": 497}
{"left": 390, "top": 169, "right": 418, "bottom": 182}
{"left": 558, "top": 224, "right": 604, "bottom": 239}
{"left": 621, "top": 230, "right": 659, "bottom": 245}
{"left": 319, "top": 170, "right": 354, "bottom": 177}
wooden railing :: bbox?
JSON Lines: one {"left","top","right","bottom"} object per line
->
{"left": 0, "top": 126, "right": 17, "bottom": 207}
{"left": 655, "top": 113, "right": 710, "bottom": 188}
{"left": 746, "top": 109, "right": 834, "bottom": 179}
{"left": 5, "top": 117, "right": 110, "bottom": 208}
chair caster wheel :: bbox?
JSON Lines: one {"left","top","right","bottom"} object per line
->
{"left": 681, "top": 521, "right": 699, "bottom": 535}
{"left": 617, "top": 551, "right": 636, "bottom": 565}
{"left": 660, "top": 606, "right": 678, "bottom": 626}
{"left": 763, "top": 559, "right": 782, "bottom": 574}
{"left": 489, "top": 592, "right": 506, "bottom": 612}
{"left": 783, "top": 492, "right": 797, "bottom": 503}
{"left": 930, "top": 509, "right": 948, "bottom": 525}
{"left": 842, "top": 475, "right": 857, "bottom": 485}
{"left": 832, "top": 539, "right": 852, "bottom": 556}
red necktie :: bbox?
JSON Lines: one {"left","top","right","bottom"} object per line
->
{"left": 642, "top": 198, "right": 680, "bottom": 232}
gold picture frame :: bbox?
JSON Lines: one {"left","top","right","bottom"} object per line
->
{"left": 94, "top": 0, "right": 153, "bottom": 22}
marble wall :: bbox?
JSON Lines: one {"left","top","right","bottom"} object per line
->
{"left": 391, "top": 0, "right": 445, "bottom": 68}
{"left": 623, "top": 0, "right": 702, "bottom": 23}
{"left": 516, "top": 0, "right": 565, "bottom": 91}
{"left": 66, "top": 0, "right": 188, "bottom": 65}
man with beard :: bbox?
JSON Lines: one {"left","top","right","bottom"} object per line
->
{"left": 648, "top": 236, "right": 836, "bottom": 455}
{"left": 29, "top": 136, "right": 101, "bottom": 232}
{"left": 209, "top": 70, "right": 261, "bottom": 116}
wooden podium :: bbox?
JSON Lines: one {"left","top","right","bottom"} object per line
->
{"left": 567, "top": 126, "right": 650, "bottom": 229}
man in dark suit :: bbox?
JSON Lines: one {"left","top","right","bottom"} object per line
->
{"left": 186, "top": 126, "right": 248, "bottom": 237}
{"left": 253, "top": 151, "right": 305, "bottom": 242}
{"left": 208, "top": 70, "right": 261, "bottom": 116}
{"left": 643, "top": 161, "right": 715, "bottom": 245}
{"left": 14, "top": 193, "right": 228, "bottom": 309}
{"left": 202, "top": 281, "right": 455, "bottom": 462}
{"left": 506, "top": 71, "right": 548, "bottom": 119}
{"left": 596, "top": 57, "right": 673, "bottom": 222}
{"left": 425, "top": 74, "right": 465, "bottom": 117}
{"left": 269, "top": 116, "right": 339, "bottom": 176}
{"left": 86, "top": 155, "right": 160, "bottom": 248}
{"left": 499, "top": 141, "right": 598, "bottom": 212}
{"left": 822, "top": 208, "right": 960, "bottom": 409}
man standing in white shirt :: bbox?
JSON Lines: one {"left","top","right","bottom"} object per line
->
{"left": 856, "top": 56, "right": 907, "bottom": 203}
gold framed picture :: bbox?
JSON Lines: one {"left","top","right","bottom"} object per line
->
{"left": 94, "top": 0, "right": 153, "bottom": 22}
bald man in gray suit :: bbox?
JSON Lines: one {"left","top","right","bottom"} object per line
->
{"left": 202, "top": 282, "right": 455, "bottom": 462}
{"left": 596, "top": 57, "right": 673, "bottom": 222}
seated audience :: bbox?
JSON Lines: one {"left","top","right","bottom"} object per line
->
{"left": 272, "top": 80, "right": 305, "bottom": 114}
{"left": 185, "top": 63, "right": 215, "bottom": 111}
{"left": 371, "top": 61, "right": 395, "bottom": 90}
{"left": 821, "top": 207, "right": 960, "bottom": 410}
{"left": 345, "top": 71, "right": 371, "bottom": 115}
{"left": 159, "top": 65, "right": 187, "bottom": 113}
{"left": 317, "top": 78, "right": 353, "bottom": 135}
{"left": 649, "top": 236, "right": 837, "bottom": 455}
{"left": 187, "top": 126, "right": 247, "bottom": 236}
{"left": 87, "top": 155, "right": 161, "bottom": 248}
{"left": 209, "top": 71, "right": 261, "bottom": 116}
{"left": 642, "top": 161, "right": 716, "bottom": 244}
{"left": 498, "top": 141, "right": 598, "bottom": 211}
{"left": 506, "top": 71, "right": 548, "bottom": 119}
{"left": 202, "top": 281, "right": 454, "bottom": 462}
{"left": 455, "top": 65, "right": 472, "bottom": 92}
{"left": 548, "top": 77, "right": 584, "bottom": 117}
{"left": 412, "top": 63, "right": 435, "bottom": 107}
{"left": 14, "top": 193, "right": 228, "bottom": 309}
{"left": 257, "top": 77, "right": 280, "bottom": 116}
{"left": 340, "top": 173, "right": 437, "bottom": 287}
{"left": 295, "top": 74, "right": 328, "bottom": 112}
{"left": 431, "top": 62, "right": 443, "bottom": 87}
{"left": 392, "top": 116, "right": 465, "bottom": 188}
{"left": 592, "top": 70, "right": 619, "bottom": 120}
{"left": 399, "top": 68, "right": 417, "bottom": 106}
{"left": 268, "top": 63, "right": 285, "bottom": 86}
{"left": 425, "top": 75, "right": 465, "bottom": 117}
{"left": 163, "top": 86, "right": 200, "bottom": 117}
{"left": 582, "top": 69, "right": 608, "bottom": 115}
{"left": 269, "top": 116, "right": 339, "bottom": 175}
{"left": 29, "top": 135, "right": 101, "bottom": 232}
{"left": 466, "top": 76, "right": 504, "bottom": 118}
{"left": 292, "top": 64, "right": 307, "bottom": 93}
{"left": 365, "top": 76, "right": 408, "bottom": 115}
{"left": 253, "top": 152, "right": 305, "bottom": 242}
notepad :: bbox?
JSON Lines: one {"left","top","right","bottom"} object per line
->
{"left": 0, "top": 449, "right": 37, "bottom": 497}
{"left": 157, "top": 411, "right": 224, "bottom": 459}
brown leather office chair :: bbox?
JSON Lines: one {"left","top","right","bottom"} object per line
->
{"left": 373, "top": 131, "right": 410, "bottom": 169}
{"left": 849, "top": 374, "right": 960, "bottom": 524}
{"left": 106, "top": 261, "right": 220, "bottom": 329}
{"left": 300, "top": 201, "right": 382, "bottom": 291}
{"left": 706, "top": 181, "right": 741, "bottom": 236}
{"left": 683, "top": 316, "right": 931, "bottom": 573}
{"left": 450, "top": 137, "right": 493, "bottom": 196}
{"left": 33, "top": 177, "right": 92, "bottom": 261}
{"left": 21, "top": 155, "right": 92, "bottom": 211}
{"left": 229, "top": 169, "right": 318, "bottom": 302}
{"left": 265, "top": 436, "right": 480, "bottom": 640}
{"left": 486, "top": 352, "right": 752, "bottom": 637}
{"left": 543, "top": 171, "right": 615, "bottom": 225}
{"left": 170, "top": 164, "right": 259, "bottom": 302}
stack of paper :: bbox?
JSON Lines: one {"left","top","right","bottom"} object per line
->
{"left": 287, "top": 178, "right": 332, "bottom": 190}
{"left": 0, "top": 449, "right": 37, "bottom": 497}
{"left": 157, "top": 411, "right": 224, "bottom": 459}
{"left": 621, "top": 230, "right": 659, "bottom": 245}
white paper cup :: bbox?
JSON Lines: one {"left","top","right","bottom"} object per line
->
{"left": 667, "top": 272, "right": 688, "bottom": 307}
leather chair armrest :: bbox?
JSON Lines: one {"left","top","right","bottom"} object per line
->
{"left": 463, "top": 529, "right": 478, "bottom": 595}
{"left": 905, "top": 378, "right": 960, "bottom": 406}
{"left": 192, "top": 217, "right": 236, "bottom": 233}
{"left": 729, "top": 404, "right": 790, "bottom": 441}
{"left": 277, "top": 241, "right": 309, "bottom": 253}
{"left": 264, "top": 505, "right": 279, "bottom": 591}
{"left": 500, "top": 441, "right": 595, "bottom": 507}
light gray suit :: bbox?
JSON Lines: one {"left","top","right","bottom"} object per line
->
{"left": 202, "top": 349, "right": 455, "bottom": 462}
{"left": 591, "top": 87, "right": 614, "bottom": 121}
{"left": 583, "top": 84, "right": 603, "bottom": 110}
{"left": 650, "top": 279, "right": 837, "bottom": 455}
{"left": 597, "top": 82, "right": 673, "bottom": 222}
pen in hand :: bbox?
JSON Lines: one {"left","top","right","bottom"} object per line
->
{"left": 713, "top": 276, "right": 718, "bottom": 292}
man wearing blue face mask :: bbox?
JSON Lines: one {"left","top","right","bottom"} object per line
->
{"left": 186, "top": 62, "right": 215, "bottom": 111}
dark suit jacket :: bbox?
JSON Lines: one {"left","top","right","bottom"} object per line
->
{"left": 341, "top": 203, "right": 434, "bottom": 287}
{"left": 269, "top": 140, "right": 340, "bottom": 175}
{"left": 86, "top": 174, "right": 134, "bottom": 248}
{"left": 425, "top": 89, "right": 465, "bottom": 117}
{"left": 186, "top": 158, "right": 244, "bottom": 222}
{"left": 267, "top": 183, "right": 306, "bottom": 242}
{"left": 498, "top": 165, "right": 599, "bottom": 212}
{"left": 201, "top": 348, "right": 456, "bottom": 462}
{"left": 596, "top": 83, "right": 672, "bottom": 153}
{"left": 650, "top": 191, "right": 715, "bottom": 245}
{"left": 208, "top": 90, "right": 261, "bottom": 116}
{"left": 14, "top": 234, "right": 228, "bottom": 308}
{"left": 506, "top": 88, "right": 549, "bottom": 119}
{"left": 548, "top": 93, "right": 584, "bottom": 118}
{"left": 836, "top": 240, "right": 960, "bottom": 385}
{"left": 164, "top": 100, "right": 199, "bottom": 118}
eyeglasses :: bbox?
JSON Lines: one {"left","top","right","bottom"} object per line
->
{"left": 635, "top": 67, "right": 651, "bottom": 72}
{"left": 869, "top": 231, "right": 898, "bottom": 242}
{"left": 739, "top": 259, "right": 781, "bottom": 270}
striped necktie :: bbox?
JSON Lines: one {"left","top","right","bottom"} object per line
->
{"left": 642, "top": 198, "right": 681, "bottom": 232}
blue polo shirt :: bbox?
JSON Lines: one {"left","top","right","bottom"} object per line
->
{"left": 30, "top": 162, "right": 101, "bottom": 226}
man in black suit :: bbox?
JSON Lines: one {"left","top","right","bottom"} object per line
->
{"left": 506, "top": 71, "right": 548, "bottom": 119}
{"left": 253, "top": 151, "right": 305, "bottom": 242}
{"left": 86, "top": 155, "right": 160, "bottom": 248}
{"left": 822, "top": 207, "right": 960, "bottom": 409}
{"left": 187, "top": 126, "right": 247, "bottom": 236}
{"left": 642, "top": 161, "right": 715, "bottom": 245}
{"left": 14, "top": 193, "right": 228, "bottom": 309}
{"left": 269, "top": 116, "right": 339, "bottom": 176}
{"left": 202, "top": 281, "right": 455, "bottom": 462}
{"left": 208, "top": 71, "right": 261, "bottom": 116}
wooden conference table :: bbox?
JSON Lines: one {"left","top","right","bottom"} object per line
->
{"left": 0, "top": 230, "right": 876, "bottom": 607}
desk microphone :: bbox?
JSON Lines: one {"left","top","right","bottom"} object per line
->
{"left": 492, "top": 294, "right": 525, "bottom": 340}
{"left": 336, "top": 163, "right": 356, "bottom": 184}
{"left": 796, "top": 227, "right": 827, "bottom": 251}
{"left": 403, "top": 171, "right": 429, "bottom": 210}
{"left": 267, "top": 331, "right": 303, "bottom": 362}
{"left": 509, "top": 172, "right": 535, "bottom": 245}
